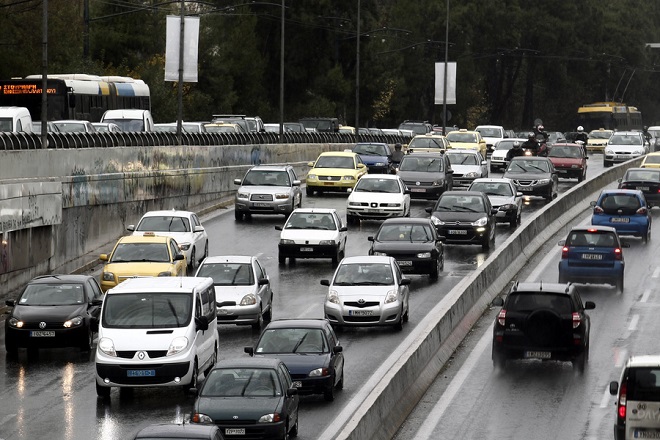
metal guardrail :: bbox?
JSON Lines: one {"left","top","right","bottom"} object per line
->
{"left": 0, "top": 131, "right": 412, "bottom": 149}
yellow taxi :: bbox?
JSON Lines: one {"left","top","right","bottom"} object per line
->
{"left": 306, "top": 151, "right": 367, "bottom": 196}
{"left": 641, "top": 152, "right": 660, "bottom": 168}
{"left": 99, "top": 233, "right": 187, "bottom": 292}
{"left": 586, "top": 128, "right": 614, "bottom": 152}
{"left": 405, "top": 133, "right": 450, "bottom": 153}
{"left": 446, "top": 129, "right": 488, "bottom": 156}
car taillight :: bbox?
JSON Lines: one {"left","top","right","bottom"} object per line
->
{"left": 561, "top": 246, "right": 569, "bottom": 259}
{"left": 572, "top": 312, "right": 581, "bottom": 329}
{"left": 618, "top": 381, "right": 628, "bottom": 420}
{"left": 497, "top": 309, "right": 506, "bottom": 326}
{"left": 636, "top": 207, "right": 648, "bottom": 215}
{"left": 614, "top": 248, "right": 622, "bottom": 260}
{"left": 593, "top": 205, "right": 604, "bottom": 214}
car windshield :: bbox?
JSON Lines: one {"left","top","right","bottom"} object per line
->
{"left": 333, "top": 263, "right": 394, "bottom": 286}
{"left": 469, "top": 182, "right": 513, "bottom": 197}
{"left": 242, "top": 170, "right": 290, "bottom": 186}
{"left": 399, "top": 156, "right": 444, "bottom": 172}
{"left": 354, "top": 178, "right": 400, "bottom": 193}
{"left": 476, "top": 128, "right": 502, "bottom": 137}
{"left": 645, "top": 155, "right": 660, "bottom": 164}
{"left": 495, "top": 141, "right": 515, "bottom": 151}
{"left": 399, "top": 123, "right": 428, "bottom": 135}
{"left": 589, "top": 131, "right": 612, "bottom": 139}
{"left": 314, "top": 155, "right": 355, "bottom": 169}
{"left": 548, "top": 146, "right": 582, "bottom": 158}
{"left": 626, "top": 368, "right": 660, "bottom": 402}
{"left": 567, "top": 230, "right": 617, "bottom": 247}
{"left": 408, "top": 138, "right": 445, "bottom": 149}
{"left": 609, "top": 134, "right": 642, "bottom": 146}
{"left": 256, "top": 328, "right": 328, "bottom": 354}
{"left": 19, "top": 283, "right": 85, "bottom": 306}
{"left": 376, "top": 224, "right": 434, "bottom": 242}
{"left": 434, "top": 195, "right": 485, "bottom": 213}
{"left": 201, "top": 368, "right": 282, "bottom": 397}
{"left": 205, "top": 124, "right": 238, "bottom": 133}
{"left": 507, "top": 160, "right": 550, "bottom": 173}
{"left": 624, "top": 170, "right": 660, "bottom": 182}
{"left": 447, "top": 153, "right": 479, "bottom": 165}
{"left": 54, "top": 122, "right": 87, "bottom": 132}
{"left": 285, "top": 212, "right": 336, "bottom": 230}
{"left": 506, "top": 293, "right": 572, "bottom": 314}
{"left": 447, "top": 133, "right": 477, "bottom": 143}
{"left": 103, "top": 118, "right": 144, "bottom": 132}
{"left": 354, "top": 143, "right": 388, "bottom": 156}
{"left": 102, "top": 293, "right": 192, "bottom": 328}
{"left": 0, "top": 118, "right": 13, "bottom": 131}
{"left": 196, "top": 262, "right": 254, "bottom": 286}
{"left": 110, "top": 243, "right": 170, "bottom": 263}
{"left": 598, "top": 194, "right": 642, "bottom": 215}
{"left": 137, "top": 216, "right": 190, "bottom": 233}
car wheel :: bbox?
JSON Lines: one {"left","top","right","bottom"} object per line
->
{"left": 252, "top": 310, "right": 264, "bottom": 331}
{"left": 336, "top": 368, "right": 344, "bottom": 390}
{"left": 202, "top": 241, "right": 209, "bottom": 262}
{"left": 616, "top": 276, "right": 624, "bottom": 293}
{"left": 558, "top": 273, "right": 568, "bottom": 284}
{"left": 188, "top": 248, "right": 196, "bottom": 271}
{"left": 96, "top": 382, "right": 111, "bottom": 398}
{"left": 5, "top": 339, "right": 18, "bottom": 356}
{"left": 573, "top": 351, "right": 587, "bottom": 373}
{"left": 234, "top": 210, "right": 243, "bottom": 221}
{"left": 347, "top": 215, "right": 358, "bottom": 226}
{"left": 643, "top": 227, "right": 651, "bottom": 244}
{"left": 403, "top": 305, "right": 409, "bottom": 323}
{"left": 394, "top": 313, "right": 404, "bottom": 331}
{"left": 604, "top": 160, "right": 612, "bottom": 168}
{"left": 281, "top": 422, "right": 290, "bottom": 440}
{"left": 184, "top": 360, "right": 199, "bottom": 393}
{"left": 578, "top": 171, "right": 585, "bottom": 182}
{"left": 306, "top": 187, "right": 314, "bottom": 196}
{"left": 490, "top": 165, "right": 496, "bottom": 173}
{"left": 205, "top": 348, "right": 217, "bottom": 376}
{"left": 405, "top": 205, "right": 411, "bottom": 217}
{"left": 430, "top": 257, "right": 440, "bottom": 280}
{"left": 324, "top": 382, "right": 335, "bottom": 401}
{"left": 264, "top": 301, "right": 273, "bottom": 322}
{"left": 289, "top": 417, "right": 299, "bottom": 438}
{"left": 278, "top": 254, "right": 286, "bottom": 265}
{"left": 508, "top": 212, "right": 518, "bottom": 227}
{"left": 482, "top": 230, "right": 494, "bottom": 250}
{"left": 492, "top": 348, "right": 507, "bottom": 369}
{"left": 80, "top": 328, "right": 93, "bottom": 352}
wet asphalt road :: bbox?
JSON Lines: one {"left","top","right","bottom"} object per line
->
{"left": 0, "top": 157, "right": 607, "bottom": 440}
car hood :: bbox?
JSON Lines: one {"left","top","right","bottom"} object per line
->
{"left": 431, "top": 211, "right": 487, "bottom": 222}
{"left": 481, "top": 136, "right": 503, "bottom": 144}
{"left": 310, "top": 168, "right": 355, "bottom": 177}
{"left": 549, "top": 157, "right": 583, "bottom": 167}
{"left": 607, "top": 144, "right": 644, "bottom": 152}
{"left": 450, "top": 164, "right": 482, "bottom": 174}
{"left": 348, "top": 192, "right": 405, "bottom": 204}
{"left": 213, "top": 285, "right": 257, "bottom": 303}
{"left": 103, "top": 262, "right": 178, "bottom": 277}
{"left": 397, "top": 171, "right": 444, "bottom": 182}
{"left": 371, "top": 241, "right": 436, "bottom": 253}
{"left": 491, "top": 151, "right": 508, "bottom": 160}
{"left": 237, "top": 185, "right": 291, "bottom": 194}
{"left": 280, "top": 229, "right": 338, "bottom": 243}
{"left": 357, "top": 154, "right": 389, "bottom": 165}
{"left": 195, "top": 396, "right": 281, "bottom": 420}
{"left": 100, "top": 327, "right": 191, "bottom": 351}
{"left": 332, "top": 285, "right": 395, "bottom": 298}
{"left": 253, "top": 353, "right": 330, "bottom": 375}
{"left": 487, "top": 195, "right": 516, "bottom": 206}
{"left": 11, "top": 304, "right": 88, "bottom": 321}
{"left": 503, "top": 171, "right": 551, "bottom": 180}
{"left": 132, "top": 231, "right": 193, "bottom": 244}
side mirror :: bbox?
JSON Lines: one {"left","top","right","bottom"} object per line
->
{"left": 196, "top": 315, "right": 209, "bottom": 331}
{"left": 584, "top": 301, "right": 596, "bottom": 310}
{"left": 404, "top": 188, "right": 411, "bottom": 194}
{"left": 333, "top": 346, "right": 343, "bottom": 353}
{"left": 492, "top": 297, "right": 504, "bottom": 307}
{"left": 194, "top": 225, "right": 205, "bottom": 233}
{"left": 5, "top": 299, "right": 15, "bottom": 307}
{"left": 438, "top": 235, "right": 447, "bottom": 242}
{"left": 293, "top": 180, "right": 301, "bottom": 186}
{"left": 275, "top": 225, "right": 283, "bottom": 231}
{"left": 91, "top": 299, "right": 103, "bottom": 307}
{"left": 308, "top": 162, "right": 314, "bottom": 167}
{"left": 589, "top": 201, "right": 597, "bottom": 207}
{"left": 481, "top": 160, "right": 488, "bottom": 166}
{"left": 516, "top": 192, "right": 523, "bottom": 197}
{"left": 286, "top": 387, "right": 299, "bottom": 397}
{"left": 367, "top": 236, "right": 374, "bottom": 242}
{"left": 234, "top": 178, "right": 242, "bottom": 185}
{"left": 400, "top": 278, "right": 412, "bottom": 286}
{"left": 347, "top": 188, "right": 353, "bottom": 194}
{"left": 425, "top": 207, "right": 433, "bottom": 213}
{"left": 609, "top": 381, "right": 619, "bottom": 396}
{"left": 244, "top": 347, "right": 255, "bottom": 356}
{"left": 99, "top": 254, "right": 109, "bottom": 261}
{"left": 258, "top": 277, "right": 269, "bottom": 286}
{"left": 174, "top": 254, "right": 185, "bottom": 261}
{"left": 617, "top": 178, "right": 622, "bottom": 183}
{"left": 491, "top": 208, "right": 498, "bottom": 215}
{"left": 320, "top": 279, "right": 330, "bottom": 286}
{"left": 126, "top": 225, "right": 135, "bottom": 232}
{"left": 339, "top": 226, "right": 348, "bottom": 232}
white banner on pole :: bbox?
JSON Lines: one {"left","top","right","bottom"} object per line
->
{"left": 165, "top": 16, "right": 200, "bottom": 82}
{"left": 434, "top": 62, "right": 457, "bottom": 105}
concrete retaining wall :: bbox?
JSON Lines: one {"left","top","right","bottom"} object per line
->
{"left": 330, "top": 158, "right": 642, "bottom": 440}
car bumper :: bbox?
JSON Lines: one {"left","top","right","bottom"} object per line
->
{"left": 5, "top": 325, "right": 90, "bottom": 349}
{"left": 604, "top": 153, "right": 643, "bottom": 163}
{"left": 554, "top": 167, "right": 584, "bottom": 178}
{"left": 493, "top": 207, "right": 518, "bottom": 222}
{"left": 452, "top": 178, "right": 479, "bottom": 189}
{"left": 591, "top": 216, "right": 649, "bottom": 237}
{"left": 490, "top": 158, "right": 507, "bottom": 169}
{"left": 513, "top": 182, "right": 553, "bottom": 197}
{"left": 95, "top": 361, "right": 192, "bottom": 387}
{"left": 212, "top": 421, "right": 287, "bottom": 440}
{"left": 235, "top": 198, "right": 293, "bottom": 215}
{"left": 307, "top": 180, "right": 356, "bottom": 191}
{"left": 324, "top": 302, "right": 403, "bottom": 326}
{"left": 436, "top": 225, "right": 490, "bottom": 244}
{"left": 558, "top": 261, "right": 624, "bottom": 284}
{"left": 279, "top": 243, "right": 339, "bottom": 259}
{"left": 492, "top": 342, "right": 586, "bottom": 362}
{"left": 290, "top": 374, "right": 334, "bottom": 395}
{"left": 347, "top": 206, "right": 405, "bottom": 219}
{"left": 406, "top": 185, "right": 445, "bottom": 199}
{"left": 216, "top": 303, "right": 261, "bottom": 325}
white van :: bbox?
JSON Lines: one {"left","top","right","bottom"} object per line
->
{"left": 94, "top": 276, "right": 218, "bottom": 397}
{"left": 610, "top": 355, "right": 660, "bottom": 439}
{"left": 0, "top": 106, "right": 33, "bottom": 133}
{"left": 100, "top": 109, "right": 154, "bottom": 132}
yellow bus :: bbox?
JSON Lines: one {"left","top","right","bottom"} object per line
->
{"left": 576, "top": 102, "right": 642, "bottom": 132}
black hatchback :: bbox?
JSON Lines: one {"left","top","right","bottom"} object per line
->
{"left": 618, "top": 167, "right": 660, "bottom": 207}
{"left": 4, "top": 274, "right": 104, "bottom": 354}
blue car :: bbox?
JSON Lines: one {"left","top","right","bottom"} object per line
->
{"left": 590, "top": 189, "right": 651, "bottom": 242}
{"left": 352, "top": 142, "right": 392, "bottom": 173}
{"left": 558, "top": 226, "right": 627, "bottom": 292}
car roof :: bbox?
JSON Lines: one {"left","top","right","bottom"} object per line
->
{"left": 510, "top": 156, "right": 550, "bottom": 162}
{"left": 247, "top": 165, "right": 291, "bottom": 171}
{"left": 470, "top": 177, "right": 513, "bottom": 184}
{"left": 291, "top": 208, "right": 337, "bottom": 214}
{"left": 318, "top": 151, "right": 357, "bottom": 157}
{"left": 200, "top": 255, "right": 253, "bottom": 264}
{"left": 625, "top": 355, "right": 660, "bottom": 368}
{"left": 214, "top": 357, "right": 283, "bottom": 369}
{"left": 511, "top": 282, "right": 572, "bottom": 295}
{"left": 610, "top": 131, "right": 642, "bottom": 136}
{"left": 569, "top": 225, "right": 618, "bottom": 233}
{"left": 263, "top": 318, "right": 330, "bottom": 329}
{"left": 411, "top": 134, "right": 446, "bottom": 139}
{"left": 446, "top": 148, "right": 480, "bottom": 154}
{"left": 140, "top": 210, "right": 194, "bottom": 218}
{"left": 380, "top": 217, "right": 434, "bottom": 225}
{"left": 550, "top": 142, "right": 582, "bottom": 147}
{"left": 599, "top": 188, "right": 644, "bottom": 196}
{"left": 359, "top": 174, "right": 400, "bottom": 180}
{"left": 116, "top": 234, "right": 172, "bottom": 244}
{"left": 134, "top": 423, "right": 220, "bottom": 439}
{"left": 441, "top": 190, "right": 486, "bottom": 198}
{"left": 28, "top": 274, "right": 95, "bottom": 284}
{"left": 340, "top": 255, "right": 392, "bottom": 264}
{"left": 107, "top": 276, "right": 213, "bottom": 294}
{"left": 355, "top": 142, "right": 388, "bottom": 146}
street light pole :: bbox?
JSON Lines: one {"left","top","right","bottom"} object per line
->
{"left": 442, "top": 0, "right": 449, "bottom": 134}
{"left": 354, "top": 0, "right": 360, "bottom": 144}
{"left": 41, "top": 0, "right": 48, "bottom": 149}
{"left": 176, "top": 0, "right": 184, "bottom": 146}
{"left": 279, "top": 0, "right": 285, "bottom": 140}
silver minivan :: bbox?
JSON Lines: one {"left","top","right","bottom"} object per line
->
{"left": 610, "top": 355, "right": 660, "bottom": 439}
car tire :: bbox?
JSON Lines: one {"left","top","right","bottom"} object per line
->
{"left": 394, "top": 314, "right": 404, "bottom": 331}
{"left": 205, "top": 348, "right": 217, "bottom": 376}
{"left": 482, "top": 230, "right": 494, "bottom": 250}
{"left": 96, "top": 382, "right": 111, "bottom": 398}
{"left": 403, "top": 305, "right": 409, "bottom": 323}
{"left": 347, "top": 215, "right": 358, "bottom": 226}
{"left": 578, "top": 171, "right": 585, "bottom": 182}
{"left": 558, "top": 273, "right": 567, "bottom": 284}
{"left": 643, "top": 227, "right": 651, "bottom": 244}
{"left": 492, "top": 349, "right": 507, "bottom": 369}
{"left": 234, "top": 210, "right": 243, "bottom": 221}
{"left": 264, "top": 302, "right": 273, "bottom": 322}
{"left": 188, "top": 248, "right": 196, "bottom": 271}
{"left": 430, "top": 257, "right": 441, "bottom": 280}
{"left": 5, "top": 339, "right": 18, "bottom": 356}
{"left": 278, "top": 254, "right": 286, "bottom": 265}
{"left": 616, "top": 276, "right": 624, "bottom": 293}
{"left": 289, "top": 417, "right": 299, "bottom": 438}
{"left": 80, "top": 329, "right": 94, "bottom": 352}
{"left": 202, "top": 241, "right": 208, "bottom": 262}
{"left": 573, "top": 351, "right": 587, "bottom": 373}
{"left": 324, "top": 383, "right": 335, "bottom": 402}
{"left": 604, "top": 160, "right": 612, "bottom": 168}
{"left": 306, "top": 187, "right": 314, "bottom": 196}
{"left": 252, "top": 310, "right": 264, "bottom": 331}
{"left": 336, "top": 368, "right": 344, "bottom": 390}
{"left": 184, "top": 360, "right": 199, "bottom": 393}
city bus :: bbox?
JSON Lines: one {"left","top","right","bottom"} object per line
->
{"left": 576, "top": 102, "right": 643, "bottom": 132}
{"left": 0, "top": 74, "right": 150, "bottom": 122}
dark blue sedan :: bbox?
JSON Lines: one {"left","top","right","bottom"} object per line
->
{"left": 245, "top": 318, "right": 344, "bottom": 402}
{"left": 352, "top": 142, "right": 392, "bottom": 173}
{"left": 590, "top": 189, "right": 651, "bottom": 242}
{"left": 557, "top": 226, "right": 627, "bottom": 292}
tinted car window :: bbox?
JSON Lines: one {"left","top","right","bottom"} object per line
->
{"left": 599, "top": 194, "right": 641, "bottom": 214}
{"left": 196, "top": 263, "right": 255, "bottom": 286}
{"left": 399, "top": 156, "right": 444, "bottom": 172}
{"left": 567, "top": 231, "right": 617, "bottom": 247}
{"left": 627, "top": 368, "right": 660, "bottom": 401}
{"left": 506, "top": 293, "right": 572, "bottom": 314}
{"left": 137, "top": 216, "right": 190, "bottom": 232}
{"left": 377, "top": 224, "right": 434, "bottom": 241}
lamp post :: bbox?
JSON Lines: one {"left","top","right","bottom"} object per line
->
{"left": 354, "top": 0, "right": 360, "bottom": 144}
{"left": 442, "top": 0, "right": 449, "bottom": 135}
{"left": 279, "top": 0, "right": 285, "bottom": 139}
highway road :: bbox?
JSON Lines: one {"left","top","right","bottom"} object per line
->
{"left": 0, "top": 156, "right": 609, "bottom": 439}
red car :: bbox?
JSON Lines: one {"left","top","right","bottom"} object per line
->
{"left": 547, "top": 143, "right": 588, "bottom": 182}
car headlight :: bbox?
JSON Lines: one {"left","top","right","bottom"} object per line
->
{"left": 275, "top": 193, "right": 290, "bottom": 199}
{"left": 343, "top": 175, "right": 356, "bottom": 181}
{"left": 167, "top": 336, "right": 189, "bottom": 356}
{"left": 634, "top": 149, "right": 644, "bottom": 155}
{"left": 417, "top": 252, "right": 431, "bottom": 259}
{"left": 464, "top": 172, "right": 479, "bottom": 178}
{"left": 237, "top": 192, "right": 249, "bottom": 199}
{"left": 8, "top": 317, "right": 24, "bottom": 328}
{"left": 537, "top": 179, "right": 550, "bottom": 185}
{"left": 179, "top": 242, "right": 191, "bottom": 251}
{"left": 500, "top": 204, "right": 515, "bottom": 210}
{"left": 348, "top": 201, "right": 361, "bottom": 206}
{"left": 432, "top": 179, "right": 444, "bottom": 187}
{"left": 63, "top": 316, "right": 83, "bottom": 328}
{"left": 308, "top": 174, "right": 317, "bottom": 180}
{"left": 102, "top": 272, "right": 115, "bottom": 281}
{"left": 384, "top": 203, "right": 401, "bottom": 207}
{"left": 472, "top": 217, "right": 488, "bottom": 227}
{"left": 373, "top": 251, "right": 388, "bottom": 256}
{"left": 158, "top": 271, "right": 173, "bottom": 277}
{"left": 327, "top": 290, "right": 340, "bottom": 304}
{"left": 258, "top": 413, "right": 282, "bottom": 423}
{"left": 98, "top": 337, "right": 117, "bottom": 357}
{"left": 240, "top": 293, "right": 257, "bottom": 306}
{"left": 571, "top": 164, "right": 579, "bottom": 168}
{"left": 308, "top": 368, "right": 329, "bottom": 377}
{"left": 374, "top": 162, "right": 386, "bottom": 166}
{"left": 280, "top": 239, "right": 295, "bottom": 245}
{"left": 384, "top": 290, "right": 398, "bottom": 304}
{"left": 191, "top": 413, "right": 214, "bottom": 424}
{"left": 605, "top": 148, "right": 614, "bottom": 154}
{"left": 319, "top": 240, "right": 336, "bottom": 245}
{"left": 430, "top": 215, "right": 444, "bottom": 226}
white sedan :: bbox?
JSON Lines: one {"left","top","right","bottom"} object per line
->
{"left": 346, "top": 174, "right": 410, "bottom": 225}
{"left": 127, "top": 209, "right": 209, "bottom": 270}
{"left": 468, "top": 178, "right": 523, "bottom": 226}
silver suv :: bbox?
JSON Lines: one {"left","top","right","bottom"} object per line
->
{"left": 234, "top": 165, "right": 303, "bottom": 220}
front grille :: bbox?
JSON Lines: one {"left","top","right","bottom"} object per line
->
{"left": 116, "top": 350, "right": 168, "bottom": 359}
{"left": 19, "top": 321, "right": 64, "bottom": 329}
{"left": 320, "top": 176, "right": 341, "bottom": 181}
{"left": 343, "top": 315, "right": 380, "bottom": 323}
{"left": 344, "top": 301, "right": 380, "bottom": 308}
{"left": 514, "top": 180, "right": 537, "bottom": 186}
{"left": 250, "top": 194, "right": 274, "bottom": 201}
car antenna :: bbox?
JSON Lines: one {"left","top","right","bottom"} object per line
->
{"left": 539, "top": 280, "right": 543, "bottom": 291}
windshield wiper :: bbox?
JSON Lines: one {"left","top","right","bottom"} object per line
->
{"left": 166, "top": 299, "right": 180, "bottom": 327}
{"left": 292, "top": 333, "right": 309, "bottom": 353}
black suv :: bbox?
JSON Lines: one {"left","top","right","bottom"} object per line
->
{"left": 491, "top": 282, "right": 595, "bottom": 372}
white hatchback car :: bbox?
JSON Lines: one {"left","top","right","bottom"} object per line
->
{"left": 127, "top": 210, "right": 209, "bottom": 271}
{"left": 604, "top": 131, "right": 649, "bottom": 167}
{"left": 321, "top": 255, "right": 411, "bottom": 330}
{"left": 468, "top": 178, "right": 523, "bottom": 226}
{"left": 346, "top": 174, "right": 410, "bottom": 225}
{"left": 194, "top": 255, "right": 273, "bottom": 330}
{"left": 275, "top": 208, "right": 348, "bottom": 265}
{"left": 445, "top": 149, "right": 488, "bottom": 189}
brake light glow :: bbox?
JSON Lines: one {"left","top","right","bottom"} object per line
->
{"left": 572, "top": 312, "right": 581, "bottom": 329}
{"left": 587, "top": 228, "right": 597, "bottom": 232}
{"left": 497, "top": 309, "right": 506, "bottom": 326}
{"left": 614, "top": 248, "right": 622, "bottom": 260}
{"left": 561, "top": 246, "right": 569, "bottom": 259}
{"left": 593, "top": 206, "right": 604, "bottom": 214}
{"left": 618, "top": 381, "right": 628, "bottom": 420}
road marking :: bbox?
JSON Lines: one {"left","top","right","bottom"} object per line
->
{"left": 628, "top": 314, "right": 639, "bottom": 332}
{"left": 297, "top": 303, "right": 320, "bottom": 319}
{"left": 412, "top": 329, "right": 492, "bottom": 440}
{"left": 641, "top": 288, "right": 651, "bottom": 303}
{"left": 614, "top": 348, "right": 628, "bottom": 368}
{"left": 653, "top": 267, "right": 660, "bottom": 279}
{"left": 600, "top": 385, "right": 613, "bottom": 408}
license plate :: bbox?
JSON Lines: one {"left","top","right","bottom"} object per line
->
{"left": 367, "top": 209, "right": 381, "bottom": 213}
{"left": 634, "top": 429, "right": 660, "bottom": 439}
{"left": 300, "top": 247, "right": 314, "bottom": 252}
{"left": 411, "top": 188, "right": 426, "bottom": 193}
{"left": 127, "top": 369, "right": 156, "bottom": 377}
{"left": 397, "top": 260, "right": 413, "bottom": 266}
{"left": 519, "top": 187, "right": 533, "bottom": 191}
{"left": 448, "top": 229, "right": 467, "bottom": 235}
{"left": 349, "top": 310, "right": 373, "bottom": 316}
{"left": 254, "top": 202, "right": 270, "bottom": 207}
{"left": 292, "top": 381, "right": 302, "bottom": 388}
{"left": 30, "top": 331, "right": 55, "bottom": 337}
{"left": 225, "top": 428, "right": 246, "bottom": 436}
{"left": 582, "top": 254, "right": 603, "bottom": 260}
{"left": 524, "top": 351, "right": 551, "bottom": 359}
{"left": 323, "top": 182, "right": 335, "bottom": 186}
{"left": 611, "top": 217, "right": 630, "bottom": 223}
{"left": 638, "top": 186, "right": 650, "bottom": 191}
